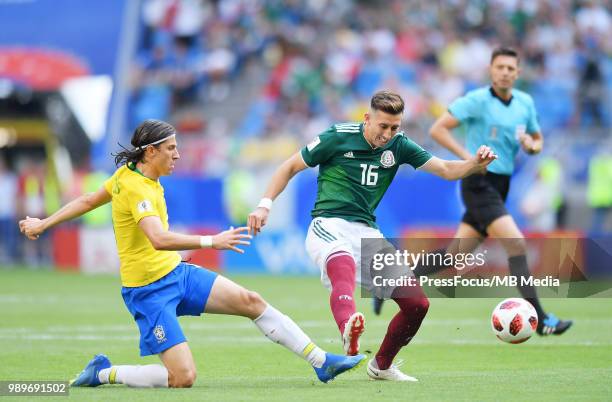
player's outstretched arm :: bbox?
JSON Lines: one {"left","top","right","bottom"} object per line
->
{"left": 247, "top": 152, "right": 308, "bottom": 235}
{"left": 139, "top": 216, "right": 251, "bottom": 253}
{"left": 429, "top": 111, "right": 472, "bottom": 160}
{"left": 420, "top": 145, "right": 497, "bottom": 180}
{"left": 19, "top": 186, "right": 111, "bottom": 240}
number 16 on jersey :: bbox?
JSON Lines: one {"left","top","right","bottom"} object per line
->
{"left": 360, "top": 164, "right": 379, "bottom": 186}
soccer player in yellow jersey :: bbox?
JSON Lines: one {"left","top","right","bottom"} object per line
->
{"left": 19, "top": 119, "right": 364, "bottom": 388}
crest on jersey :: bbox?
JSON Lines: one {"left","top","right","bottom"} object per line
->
{"left": 153, "top": 325, "right": 166, "bottom": 343}
{"left": 380, "top": 150, "right": 396, "bottom": 168}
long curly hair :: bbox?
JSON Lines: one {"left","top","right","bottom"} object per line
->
{"left": 113, "top": 120, "right": 176, "bottom": 167}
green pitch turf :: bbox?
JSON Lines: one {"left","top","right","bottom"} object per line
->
{"left": 0, "top": 267, "right": 610, "bottom": 401}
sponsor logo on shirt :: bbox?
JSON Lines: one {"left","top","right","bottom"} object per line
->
{"left": 344, "top": 151, "right": 354, "bottom": 158}
{"left": 380, "top": 150, "right": 396, "bottom": 168}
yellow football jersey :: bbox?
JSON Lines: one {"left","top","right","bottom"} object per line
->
{"left": 103, "top": 164, "right": 181, "bottom": 287}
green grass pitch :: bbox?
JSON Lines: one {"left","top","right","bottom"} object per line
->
{"left": 0, "top": 267, "right": 610, "bottom": 401}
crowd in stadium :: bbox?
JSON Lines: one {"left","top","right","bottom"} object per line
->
{"left": 130, "top": 0, "right": 610, "bottom": 145}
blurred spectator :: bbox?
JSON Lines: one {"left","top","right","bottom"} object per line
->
{"left": 198, "top": 30, "right": 237, "bottom": 102}
{"left": 130, "top": 35, "right": 174, "bottom": 126}
{"left": 16, "top": 160, "right": 51, "bottom": 267}
{"left": 82, "top": 171, "right": 112, "bottom": 227}
{"left": 575, "top": 52, "right": 605, "bottom": 127}
{"left": 520, "top": 157, "right": 564, "bottom": 231}
{"left": 142, "top": 0, "right": 207, "bottom": 45}
{"left": 587, "top": 153, "right": 612, "bottom": 234}
{"left": 17, "top": 160, "right": 45, "bottom": 223}
{"left": 0, "top": 158, "right": 18, "bottom": 265}
{"left": 575, "top": 0, "right": 611, "bottom": 40}
{"left": 167, "top": 35, "right": 202, "bottom": 105}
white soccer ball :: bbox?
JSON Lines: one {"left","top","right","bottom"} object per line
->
{"left": 491, "top": 298, "right": 538, "bottom": 344}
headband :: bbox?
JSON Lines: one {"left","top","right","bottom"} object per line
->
{"left": 135, "top": 134, "right": 176, "bottom": 151}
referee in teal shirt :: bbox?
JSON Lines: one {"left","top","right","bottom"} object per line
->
{"left": 423, "top": 47, "right": 571, "bottom": 336}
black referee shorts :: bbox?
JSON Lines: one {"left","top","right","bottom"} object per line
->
{"left": 460, "top": 172, "right": 511, "bottom": 237}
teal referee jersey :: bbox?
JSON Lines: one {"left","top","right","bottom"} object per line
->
{"left": 448, "top": 86, "right": 541, "bottom": 175}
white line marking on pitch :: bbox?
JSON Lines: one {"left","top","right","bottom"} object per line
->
{"left": 0, "top": 333, "right": 609, "bottom": 347}
{"left": 1, "top": 318, "right": 611, "bottom": 334}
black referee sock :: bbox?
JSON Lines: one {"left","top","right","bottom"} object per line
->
{"left": 508, "top": 255, "right": 546, "bottom": 319}
{"left": 412, "top": 248, "right": 449, "bottom": 277}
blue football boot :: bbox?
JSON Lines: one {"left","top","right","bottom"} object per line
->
{"left": 70, "top": 354, "right": 111, "bottom": 387}
{"left": 314, "top": 353, "right": 366, "bottom": 383}
{"left": 536, "top": 313, "right": 573, "bottom": 336}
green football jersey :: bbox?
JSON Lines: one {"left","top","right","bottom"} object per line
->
{"left": 300, "top": 122, "right": 432, "bottom": 228}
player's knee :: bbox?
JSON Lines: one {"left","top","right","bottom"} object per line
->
{"left": 416, "top": 296, "right": 430, "bottom": 316}
{"left": 240, "top": 290, "right": 266, "bottom": 318}
{"left": 503, "top": 237, "right": 527, "bottom": 256}
{"left": 170, "top": 368, "right": 197, "bottom": 388}
{"left": 181, "top": 370, "right": 197, "bottom": 388}
{"left": 410, "top": 296, "right": 430, "bottom": 317}
{"left": 395, "top": 295, "right": 429, "bottom": 317}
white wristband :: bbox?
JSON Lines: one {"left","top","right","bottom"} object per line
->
{"left": 257, "top": 197, "right": 273, "bottom": 210}
{"left": 200, "top": 235, "right": 213, "bottom": 248}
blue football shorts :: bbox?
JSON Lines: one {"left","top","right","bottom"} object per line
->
{"left": 121, "top": 262, "right": 218, "bottom": 356}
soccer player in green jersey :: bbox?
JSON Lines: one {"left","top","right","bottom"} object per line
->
{"left": 421, "top": 47, "right": 572, "bottom": 336}
{"left": 248, "top": 91, "right": 497, "bottom": 381}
